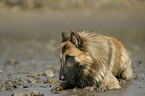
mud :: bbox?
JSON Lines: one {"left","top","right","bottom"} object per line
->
{"left": 0, "top": 1, "right": 145, "bottom": 96}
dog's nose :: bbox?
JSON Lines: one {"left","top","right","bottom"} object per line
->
{"left": 59, "top": 75, "right": 65, "bottom": 81}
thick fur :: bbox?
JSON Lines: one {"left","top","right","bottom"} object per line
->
{"left": 59, "top": 30, "right": 132, "bottom": 90}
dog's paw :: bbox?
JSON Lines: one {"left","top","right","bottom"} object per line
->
{"left": 83, "top": 86, "right": 97, "bottom": 92}
{"left": 96, "top": 87, "right": 107, "bottom": 92}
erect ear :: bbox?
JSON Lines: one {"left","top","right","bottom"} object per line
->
{"left": 62, "top": 30, "right": 68, "bottom": 42}
{"left": 70, "top": 30, "right": 83, "bottom": 47}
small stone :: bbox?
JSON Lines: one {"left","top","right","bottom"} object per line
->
{"left": 17, "top": 84, "right": 28, "bottom": 89}
{"left": 89, "top": 87, "right": 95, "bottom": 92}
{"left": 119, "top": 79, "right": 127, "bottom": 85}
{"left": 21, "top": 71, "right": 32, "bottom": 74}
{"left": 17, "top": 76, "right": 23, "bottom": 82}
{"left": 42, "top": 79, "right": 57, "bottom": 84}
{"left": 17, "top": 85, "right": 24, "bottom": 89}
{"left": 40, "top": 85, "right": 49, "bottom": 88}
{"left": 46, "top": 66, "right": 54, "bottom": 69}
{"left": 27, "top": 75, "right": 40, "bottom": 80}
{"left": 1, "top": 79, "right": 18, "bottom": 91}
{"left": 73, "top": 88, "right": 77, "bottom": 92}
{"left": 26, "top": 75, "right": 39, "bottom": 83}
{"left": 0, "top": 70, "right": 3, "bottom": 74}
{"left": 17, "top": 76, "right": 20, "bottom": 79}
{"left": 96, "top": 87, "right": 107, "bottom": 92}
{"left": 7, "top": 73, "right": 12, "bottom": 76}
{"left": 42, "top": 79, "right": 50, "bottom": 84}
{"left": 1, "top": 86, "right": 7, "bottom": 91}
{"left": 12, "top": 93, "right": 26, "bottom": 96}
{"left": 23, "top": 55, "right": 33, "bottom": 60}
{"left": 27, "top": 78, "right": 38, "bottom": 83}
{"left": 45, "top": 70, "right": 55, "bottom": 78}
{"left": 83, "top": 86, "right": 97, "bottom": 92}
{"left": 49, "top": 79, "right": 58, "bottom": 84}
{"left": 83, "top": 86, "right": 90, "bottom": 91}
{"left": 5, "top": 59, "right": 20, "bottom": 66}
{"left": 4, "top": 78, "right": 9, "bottom": 80}
{"left": 72, "top": 88, "right": 80, "bottom": 92}
{"left": 138, "top": 86, "right": 142, "bottom": 88}
{"left": 138, "top": 60, "right": 142, "bottom": 64}
{"left": 133, "top": 74, "right": 140, "bottom": 79}
{"left": 50, "top": 86, "right": 63, "bottom": 94}
{"left": 27, "top": 89, "right": 43, "bottom": 96}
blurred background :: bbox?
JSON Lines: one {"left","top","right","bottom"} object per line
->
{"left": 0, "top": 0, "right": 145, "bottom": 60}
{"left": 0, "top": 0, "right": 145, "bottom": 96}
{"left": 0, "top": 0, "right": 145, "bottom": 40}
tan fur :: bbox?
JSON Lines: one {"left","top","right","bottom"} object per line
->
{"left": 59, "top": 30, "right": 132, "bottom": 90}
{"left": 108, "top": 37, "right": 122, "bottom": 76}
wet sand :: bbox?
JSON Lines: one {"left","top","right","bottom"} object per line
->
{"left": 0, "top": 8, "right": 145, "bottom": 96}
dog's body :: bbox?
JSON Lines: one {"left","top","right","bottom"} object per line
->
{"left": 59, "top": 30, "right": 132, "bottom": 90}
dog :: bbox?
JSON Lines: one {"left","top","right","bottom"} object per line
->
{"left": 58, "top": 30, "right": 132, "bottom": 90}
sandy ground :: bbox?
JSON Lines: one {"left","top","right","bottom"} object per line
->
{"left": 0, "top": 5, "right": 145, "bottom": 96}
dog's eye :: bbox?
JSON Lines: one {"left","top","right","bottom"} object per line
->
{"left": 66, "top": 55, "right": 74, "bottom": 62}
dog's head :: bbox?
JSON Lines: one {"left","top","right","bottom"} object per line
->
{"left": 58, "top": 31, "right": 94, "bottom": 88}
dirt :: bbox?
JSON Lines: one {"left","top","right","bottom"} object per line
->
{"left": 0, "top": 1, "right": 145, "bottom": 96}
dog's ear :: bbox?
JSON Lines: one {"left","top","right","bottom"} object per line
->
{"left": 70, "top": 30, "right": 83, "bottom": 48}
{"left": 62, "top": 30, "right": 68, "bottom": 42}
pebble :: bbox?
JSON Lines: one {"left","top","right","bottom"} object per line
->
{"left": 46, "top": 65, "right": 54, "bottom": 69}
{"left": 27, "top": 78, "right": 38, "bottom": 83}
{"left": 0, "top": 79, "right": 18, "bottom": 91}
{"left": 50, "top": 86, "right": 63, "bottom": 94}
{"left": 4, "top": 78, "right": 9, "bottom": 80}
{"left": 0, "top": 78, "right": 29, "bottom": 91}
{"left": 5, "top": 59, "right": 20, "bottom": 66}
{"left": 72, "top": 88, "right": 80, "bottom": 92}
{"left": 49, "top": 79, "right": 58, "bottom": 84}
{"left": 17, "top": 76, "right": 23, "bottom": 82}
{"left": 42, "top": 79, "right": 57, "bottom": 84}
{"left": 40, "top": 85, "right": 51, "bottom": 88}
{"left": 27, "top": 89, "right": 44, "bottom": 96}
{"left": 89, "top": 87, "right": 96, "bottom": 92}
{"left": 45, "top": 70, "right": 55, "bottom": 78}
{"left": 12, "top": 93, "right": 26, "bottom": 96}
{"left": 7, "top": 73, "right": 12, "bottom": 76}
{"left": 133, "top": 74, "right": 140, "bottom": 79}
{"left": 17, "top": 76, "right": 21, "bottom": 79}
{"left": 0, "top": 70, "right": 3, "bottom": 74}
{"left": 96, "top": 87, "right": 107, "bottom": 92}
{"left": 26, "top": 75, "right": 40, "bottom": 83}
{"left": 17, "top": 84, "right": 28, "bottom": 89}
{"left": 23, "top": 55, "right": 33, "bottom": 60}
{"left": 83, "top": 86, "right": 97, "bottom": 92}
{"left": 119, "top": 79, "right": 127, "bottom": 85}
{"left": 83, "top": 86, "right": 90, "bottom": 91}
{"left": 27, "top": 75, "right": 40, "bottom": 80}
